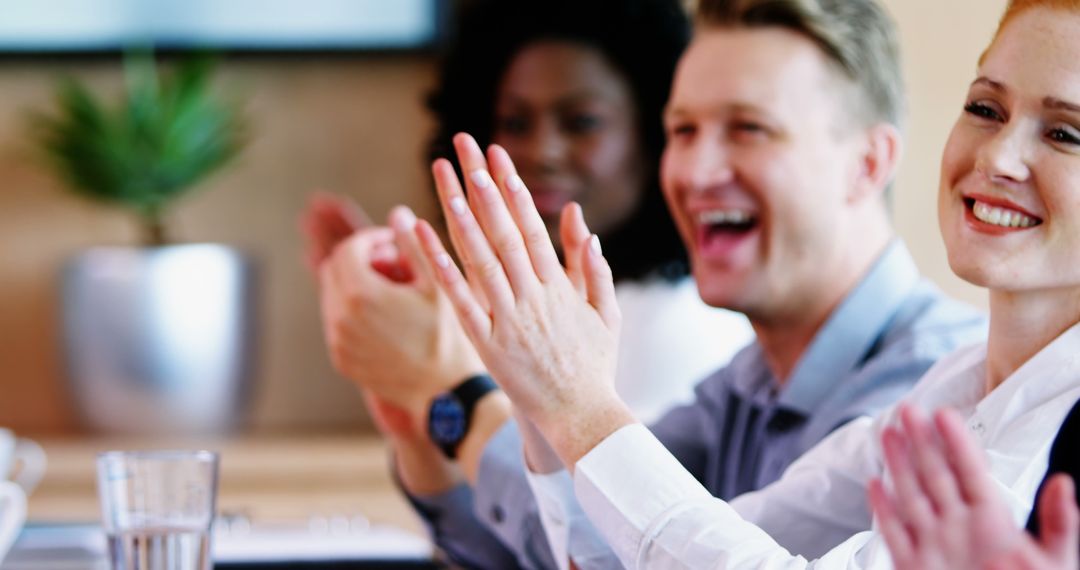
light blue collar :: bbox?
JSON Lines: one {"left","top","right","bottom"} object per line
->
{"left": 731, "top": 240, "right": 921, "bottom": 414}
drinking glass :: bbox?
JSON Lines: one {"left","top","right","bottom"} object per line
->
{"left": 96, "top": 450, "right": 219, "bottom": 570}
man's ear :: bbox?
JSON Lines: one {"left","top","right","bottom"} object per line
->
{"left": 849, "top": 122, "right": 903, "bottom": 204}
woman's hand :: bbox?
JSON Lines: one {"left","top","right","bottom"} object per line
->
{"left": 412, "top": 133, "right": 636, "bottom": 469}
{"left": 869, "top": 404, "right": 1079, "bottom": 570}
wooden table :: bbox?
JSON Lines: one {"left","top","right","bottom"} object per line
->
{"left": 26, "top": 434, "right": 425, "bottom": 535}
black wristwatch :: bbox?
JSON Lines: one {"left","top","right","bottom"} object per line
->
{"left": 427, "top": 374, "right": 499, "bottom": 459}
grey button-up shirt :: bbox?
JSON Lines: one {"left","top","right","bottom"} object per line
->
{"left": 407, "top": 242, "right": 987, "bottom": 569}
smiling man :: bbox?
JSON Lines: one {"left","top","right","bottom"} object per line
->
{"left": 332, "top": 0, "right": 990, "bottom": 568}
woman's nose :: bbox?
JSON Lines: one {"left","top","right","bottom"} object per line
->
{"left": 975, "top": 121, "right": 1032, "bottom": 185}
{"left": 522, "top": 119, "right": 569, "bottom": 169}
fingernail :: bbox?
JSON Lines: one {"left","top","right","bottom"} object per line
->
{"left": 450, "top": 196, "right": 467, "bottom": 215}
{"left": 392, "top": 206, "right": 416, "bottom": 231}
{"left": 469, "top": 169, "right": 494, "bottom": 189}
{"left": 435, "top": 253, "right": 452, "bottom": 268}
{"left": 506, "top": 174, "right": 525, "bottom": 193}
{"left": 590, "top": 234, "right": 602, "bottom": 255}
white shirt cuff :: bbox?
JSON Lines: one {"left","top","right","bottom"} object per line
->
{"left": 524, "top": 467, "right": 574, "bottom": 570}
{"left": 573, "top": 423, "right": 715, "bottom": 567}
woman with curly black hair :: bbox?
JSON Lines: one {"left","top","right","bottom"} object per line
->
{"left": 305, "top": 0, "right": 751, "bottom": 424}
{"left": 423, "top": 0, "right": 752, "bottom": 421}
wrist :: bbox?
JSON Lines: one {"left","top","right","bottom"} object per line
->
{"left": 537, "top": 396, "right": 636, "bottom": 470}
{"left": 517, "top": 411, "right": 563, "bottom": 475}
{"left": 456, "top": 390, "right": 513, "bottom": 484}
{"left": 426, "top": 373, "right": 500, "bottom": 460}
{"left": 390, "top": 437, "right": 462, "bottom": 496}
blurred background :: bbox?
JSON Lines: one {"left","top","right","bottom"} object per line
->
{"left": 0, "top": 0, "right": 1006, "bottom": 435}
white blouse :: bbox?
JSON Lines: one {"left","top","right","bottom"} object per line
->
{"left": 569, "top": 321, "right": 1080, "bottom": 569}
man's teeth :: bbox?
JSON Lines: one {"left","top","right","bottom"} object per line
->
{"left": 699, "top": 210, "right": 753, "bottom": 225}
{"left": 972, "top": 201, "right": 1039, "bottom": 228}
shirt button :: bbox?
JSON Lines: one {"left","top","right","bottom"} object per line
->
{"left": 491, "top": 505, "right": 505, "bottom": 524}
{"left": 969, "top": 419, "right": 986, "bottom": 435}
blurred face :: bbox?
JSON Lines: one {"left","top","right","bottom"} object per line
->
{"left": 493, "top": 40, "right": 647, "bottom": 247}
{"left": 661, "top": 28, "right": 871, "bottom": 320}
{"left": 939, "top": 7, "right": 1080, "bottom": 293}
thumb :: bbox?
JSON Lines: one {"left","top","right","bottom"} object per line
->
{"left": 389, "top": 205, "right": 436, "bottom": 294}
{"left": 1037, "top": 474, "right": 1080, "bottom": 563}
{"left": 301, "top": 193, "right": 373, "bottom": 269}
{"left": 560, "top": 203, "right": 590, "bottom": 295}
{"left": 582, "top": 234, "right": 620, "bottom": 330}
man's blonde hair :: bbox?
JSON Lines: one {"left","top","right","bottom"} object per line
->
{"left": 695, "top": 0, "right": 905, "bottom": 130}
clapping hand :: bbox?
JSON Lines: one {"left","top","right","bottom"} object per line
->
{"left": 301, "top": 194, "right": 484, "bottom": 439}
{"left": 412, "top": 133, "right": 636, "bottom": 469}
{"left": 869, "top": 404, "right": 1079, "bottom": 570}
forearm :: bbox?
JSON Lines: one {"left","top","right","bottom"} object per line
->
{"left": 391, "top": 434, "right": 463, "bottom": 496}
{"left": 457, "top": 390, "right": 514, "bottom": 484}
{"left": 400, "top": 415, "right": 561, "bottom": 570}
{"left": 398, "top": 478, "right": 526, "bottom": 569}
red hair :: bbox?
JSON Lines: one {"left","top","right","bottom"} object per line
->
{"left": 981, "top": 0, "right": 1080, "bottom": 64}
{"left": 999, "top": 0, "right": 1080, "bottom": 29}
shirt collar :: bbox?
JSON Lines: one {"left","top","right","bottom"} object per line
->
{"left": 767, "top": 240, "right": 921, "bottom": 414}
{"left": 975, "top": 320, "right": 1080, "bottom": 441}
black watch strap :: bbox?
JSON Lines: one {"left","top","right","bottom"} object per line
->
{"left": 428, "top": 374, "right": 499, "bottom": 459}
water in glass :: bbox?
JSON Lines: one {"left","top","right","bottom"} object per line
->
{"left": 107, "top": 526, "right": 210, "bottom": 570}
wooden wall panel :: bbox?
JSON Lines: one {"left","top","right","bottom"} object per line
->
{"left": 0, "top": 56, "right": 438, "bottom": 433}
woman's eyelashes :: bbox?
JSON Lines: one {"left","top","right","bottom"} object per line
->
{"left": 1047, "top": 124, "right": 1080, "bottom": 146}
{"left": 494, "top": 111, "right": 606, "bottom": 137}
{"left": 563, "top": 112, "right": 603, "bottom": 134}
{"left": 495, "top": 114, "right": 529, "bottom": 136}
{"left": 963, "top": 100, "right": 1003, "bottom": 122}
{"left": 963, "top": 99, "right": 1080, "bottom": 148}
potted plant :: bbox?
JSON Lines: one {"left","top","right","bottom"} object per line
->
{"left": 31, "top": 52, "right": 255, "bottom": 434}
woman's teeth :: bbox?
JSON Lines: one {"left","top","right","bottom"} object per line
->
{"left": 972, "top": 201, "right": 1040, "bottom": 228}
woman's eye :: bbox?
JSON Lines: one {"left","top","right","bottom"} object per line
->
{"left": 963, "top": 102, "right": 1002, "bottom": 121}
{"left": 565, "top": 114, "right": 602, "bottom": 133}
{"left": 495, "top": 116, "right": 529, "bottom": 135}
{"left": 1048, "top": 126, "right": 1080, "bottom": 145}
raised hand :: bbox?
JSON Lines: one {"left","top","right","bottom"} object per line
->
{"left": 301, "top": 195, "right": 476, "bottom": 495}
{"left": 413, "top": 133, "right": 636, "bottom": 468}
{"left": 318, "top": 205, "right": 485, "bottom": 424}
{"left": 300, "top": 193, "right": 373, "bottom": 270}
{"left": 986, "top": 475, "right": 1079, "bottom": 570}
{"left": 869, "top": 404, "right": 1079, "bottom": 570}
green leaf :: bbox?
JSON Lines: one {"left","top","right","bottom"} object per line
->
{"left": 28, "top": 49, "right": 248, "bottom": 245}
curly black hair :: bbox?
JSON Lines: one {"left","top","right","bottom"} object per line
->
{"left": 426, "top": 0, "right": 692, "bottom": 282}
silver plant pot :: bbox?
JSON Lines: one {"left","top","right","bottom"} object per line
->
{"left": 62, "top": 244, "right": 256, "bottom": 434}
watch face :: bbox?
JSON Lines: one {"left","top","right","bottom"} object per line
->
{"left": 429, "top": 395, "right": 467, "bottom": 445}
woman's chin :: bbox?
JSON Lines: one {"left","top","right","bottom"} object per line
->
{"left": 946, "top": 254, "right": 995, "bottom": 290}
